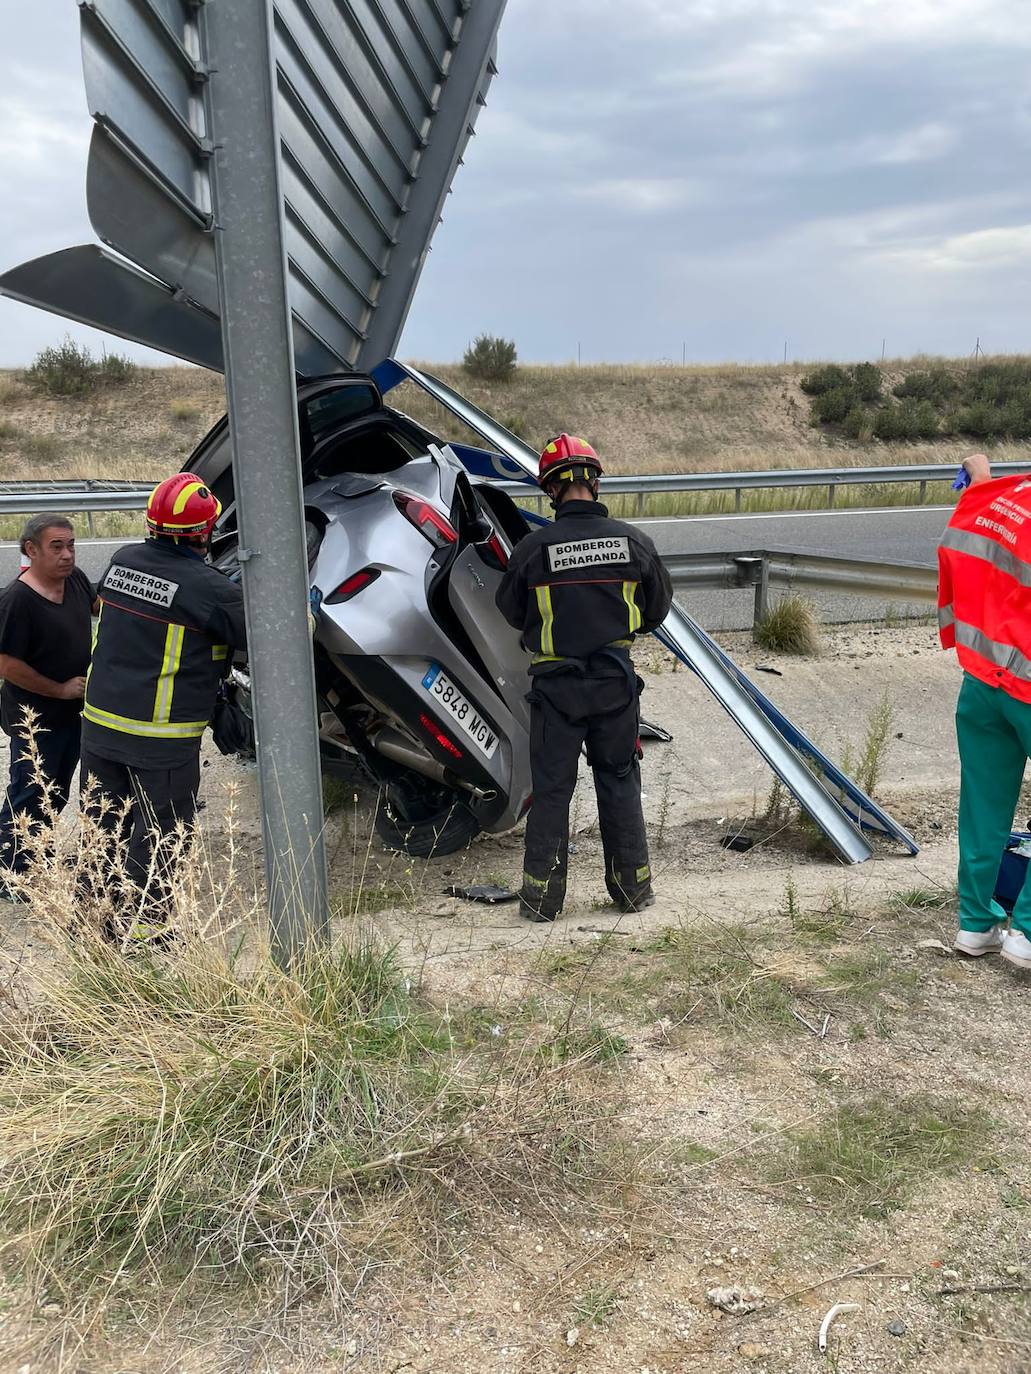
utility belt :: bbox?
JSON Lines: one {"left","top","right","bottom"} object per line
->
{"left": 529, "top": 643, "right": 641, "bottom": 715}
{"left": 530, "top": 640, "right": 633, "bottom": 678}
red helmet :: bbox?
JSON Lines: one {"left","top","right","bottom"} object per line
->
{"left": 146, "top": 473, "right": 222, "bottom": 540}
{"left": 537, "top": 433, "right": 603, "bottom": 491}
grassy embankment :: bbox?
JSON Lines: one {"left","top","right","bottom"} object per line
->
{"left": 2, "top": 356, "right": 1028, "bottom": 538}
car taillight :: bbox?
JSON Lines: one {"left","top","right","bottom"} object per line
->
{"left": 393, "top": 492, "right": 458, "bottom": 549}
{"left": 486, "top": 532, "right": 509, "bottom": 567}
{"left": 419, "top": 713, "right": 463, "bottom": 760}
{"left": 325, "top": 568, "right": 380, "bottom": 605}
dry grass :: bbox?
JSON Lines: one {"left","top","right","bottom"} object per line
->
{"left": 0, "top": 366, "right": 224, "bottom": 484}
{"left": 0, "top": 738, "right": 642, "bottom": 1366}
{"left": 753, "top": 594, "right": 822, "bottom": 655}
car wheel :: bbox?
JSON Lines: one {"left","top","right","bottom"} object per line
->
{"left": 375, "top": 780, "right": 481, "bottom": 858}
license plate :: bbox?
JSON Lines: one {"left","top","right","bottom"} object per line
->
{"left": 421, "top": 665, "right": 499, "bottom": 759}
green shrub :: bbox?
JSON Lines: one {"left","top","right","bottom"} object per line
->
{"left": 842, "top": 406, "right": 873, "bottom": 441}
{"left": 851, "top": 362, "right": 882, "bottom": 402}
{"left": 23, "top": 338, "right": 137, "bottom": 396}
{"left": 1000, "top": 397, "right": 1031, "bottom": 439}
{"left": 812, "top": 386, "right": 857, "bottom": 424}
{"left": 907, "top": 399, "right": 940, "bottom": 438}
{"left": 98, "top": 352, "right": 138, "bottom": 384}
{"left": 894, "top": 369, "right": 957, "bottom": 403}
{"left": 462, "top": 334, "right": 518, "bottom": 382}
{"left": 800, "top": 364, "right": 850, "bottom": 396}
{"left": 872, "top": 401, "right": 936, "bottom": 441}
{"left": 872, "top": 405, "right": 904, "bottom": 440}
{"left": 24, "top": 339, "right": 97, "bottom": 395}
{"left": 954, "top": 400, "right": 1004, "bottom": 438}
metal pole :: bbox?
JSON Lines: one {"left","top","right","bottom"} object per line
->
{"left": 203, "top": 0, "right": 329, "bottom": 962}
{"left": 753, "top": 558, "right": 770, "bottom": 630}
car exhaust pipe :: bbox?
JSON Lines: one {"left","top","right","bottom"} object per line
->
{"left": 369, "top": 726, "right": 497, "bottom": 801}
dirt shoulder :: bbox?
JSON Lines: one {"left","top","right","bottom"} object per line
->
{"left": 6, "top": 624, "right": 1031, "bottom": 1374}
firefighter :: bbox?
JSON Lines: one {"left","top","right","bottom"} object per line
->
{"left": 939, "top": 452, "right": 1031, "bottom": 968}
{"left": 496, "top": 434, "right": 673, "bottom": 922}
{"left": 80, "top": 473, "right": 245, "bottom": 934}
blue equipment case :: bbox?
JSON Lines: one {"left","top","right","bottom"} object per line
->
{"left": 996, "top": 833, "right": 1031, "bottom": 913}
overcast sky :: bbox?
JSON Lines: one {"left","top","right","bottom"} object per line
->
{"left": 1, "top": 0, "right": 1029, "bottom": 367}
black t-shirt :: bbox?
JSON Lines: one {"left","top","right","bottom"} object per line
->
{"left": 0, "top": 567, "right": 95, "bottom": 735}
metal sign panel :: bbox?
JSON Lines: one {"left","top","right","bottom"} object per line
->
{"left": 1, "top": 0, "right": 506, "bottom": 374}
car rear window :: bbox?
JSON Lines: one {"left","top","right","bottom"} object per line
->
{"left": 304, "top": 383, "right": 381, "bottom": 443}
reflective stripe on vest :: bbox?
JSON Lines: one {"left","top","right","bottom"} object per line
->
{"left": 622, "top": 580, "right": 642, "bottom": 634}
{"left": 939, "top": 604, "right": 955, "bottom": 631}
{"left": 939, "top": 526, "right": 1031, "bottom": 587}
{"left": 153, "top": 623, "right": 185, "bottom": 725}
{"left": 83, "top": 702, "right": 208, "bottom": 740}
{"left": 535, "top": 584, "right": 555, "bottom": 658}
{"left": 950, "top": 618, "right": 1031, "bottom": 683}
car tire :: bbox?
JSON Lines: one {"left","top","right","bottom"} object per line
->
{"left": 375, "top": 782, "right": 481, "bottom": 858}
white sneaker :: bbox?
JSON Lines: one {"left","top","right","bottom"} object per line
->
{"left": 954, "top": 927, "right": 1005, "bottom": 957}
{"left": 1001, "top": 930, "right": 1031, "bottom": 970}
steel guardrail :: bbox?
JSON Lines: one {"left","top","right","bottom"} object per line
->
{"left": 500, "top": 458, "right": 1031, "bottom": 510}
{"left": 1, "top": 459, "right": 1028, "bottom": 518}
{"left": 664, "top": 547, "right": 938, "bottom": 630}
{"left": 0, "top": 486, "right": 154, "bottom": 514}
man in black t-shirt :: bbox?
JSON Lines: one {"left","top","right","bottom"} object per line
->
{"left": 0, "top": 515, "right": 94, "bottom": 898}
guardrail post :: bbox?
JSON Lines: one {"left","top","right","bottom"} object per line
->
{"left": 636, "top": 490, "right": 646, "bottom": 518}
{"left": 734, "top": 487, "right": 742, "bottom": 513}
{"left": 827, "top": 483, "right": 836, "bottom": 508}
{"left": 753, "top": 557, "right": 770, "bottom": 631}
{"left": 918, "top": 480, "right": 927, "bottom": 503}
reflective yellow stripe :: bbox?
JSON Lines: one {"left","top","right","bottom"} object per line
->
{"left": 172, "top": 481, "right": 206, "bottom": 516}
{"left": 83, "top": 703, "right": 207, "bottom": 740}
{"left": 535, "top": 584, "right": 555, "bottom": 658}
{"left": 84, "top": 604, "right": 103, "bottom": 696}
{"left": 212, "top": 644, "right": 228, "bottom": 662}
{"left": 622, "top": 581, "right": 642, "bottom": 634}
{"left": 153, "top": 623, "right": 185, "bottom": 724}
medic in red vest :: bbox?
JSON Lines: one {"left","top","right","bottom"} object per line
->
{"left": 939, "top": 452, "right": 1031, "bottom": 969}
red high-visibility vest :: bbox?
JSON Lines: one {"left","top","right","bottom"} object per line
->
{"left": 938, "top": 473, "right": 1031, "bottom": 703}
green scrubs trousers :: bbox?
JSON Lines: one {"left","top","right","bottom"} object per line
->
{"left": 956, "top": 672, "right": 1031, "bottom": 936}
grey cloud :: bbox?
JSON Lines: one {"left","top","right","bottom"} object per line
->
{"left": 0, "top": 3, "right": 1027, "bottom": 368}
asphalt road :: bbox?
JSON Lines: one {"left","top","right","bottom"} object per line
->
{"left": 637, "top": 504, "right": 951, "bottom": 563}
{"left": 637, "top": 505, "right": 950, "bottom": 629}
{"left": 0, "top": 504, "right": 952, "bottom": 633}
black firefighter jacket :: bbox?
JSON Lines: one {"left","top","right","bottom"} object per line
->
{"left": 83, "top": 538, "right": 247, "bottom": 767}
{"left": 495, "top": 500, "right": 673, "bottom": 669}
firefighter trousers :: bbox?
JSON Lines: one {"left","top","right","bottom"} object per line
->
{"left": 79, "top": 745, "right": 201, "bottom": 926}
{"left": 955, "top": 672, "right": 1031, "bottom": 939}
{"left": 520, "top": 668, "right": 652, "bottom": 920}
